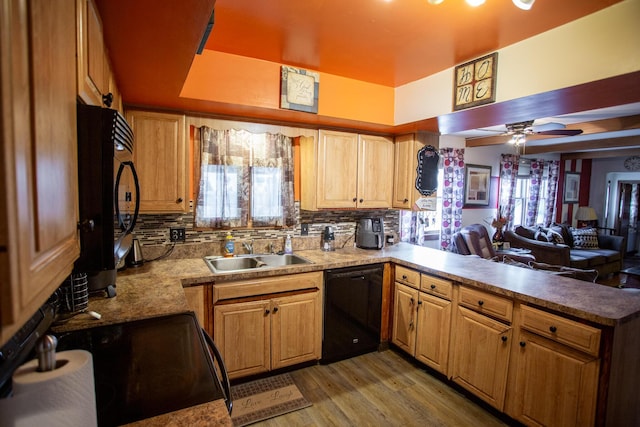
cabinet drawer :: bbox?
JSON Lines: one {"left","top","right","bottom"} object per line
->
{"left": 395, "top": 265, "right": 420, "bottom": 289}
{"left": 420, "top": 274, "right": 453, "bottom": 300}
{"left": 213, "top": 271, "right": 323, "bottom": 302}
{"left": 520, "top": 305, "right": 601, "bottom": 356}
{"left": 459, "top": 287, "right": 513, "bottom": 323}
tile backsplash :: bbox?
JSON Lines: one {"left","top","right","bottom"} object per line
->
{"left": 133, "top": 202, "right": 400, "bottom": 259}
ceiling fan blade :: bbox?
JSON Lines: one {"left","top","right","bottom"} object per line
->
{"left": 536, "top": 129, "right": 584, "bottom": 136}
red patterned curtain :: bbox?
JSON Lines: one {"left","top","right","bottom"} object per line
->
{"left": 439, "top": 148, "right": 465, "bottom": 251}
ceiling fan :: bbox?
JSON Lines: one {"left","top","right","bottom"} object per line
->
{"left": 505, "top": 120, "right": 583, "bottom": 141}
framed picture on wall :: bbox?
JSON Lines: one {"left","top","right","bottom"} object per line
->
{"left": 464, "top": 164, "right": 492, "bottom": 206}
{"left": 563, "top": 172, "right": 581, "bottom": 203}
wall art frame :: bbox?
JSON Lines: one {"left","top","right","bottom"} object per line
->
{"left": 563, "top": 172, "right": 581, "bottom": 203}
{"left": 464, "top": 164, "right": 492, "bottom": 206}
{"left": 280, "top": 66, "right": 319, "bottom": 114}
{"left": 453, "top": 52, "right": 498, "bottom": 111}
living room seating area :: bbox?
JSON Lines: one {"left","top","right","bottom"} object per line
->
{"left": 504, "top": 224, "right": 626, "bottom": 277}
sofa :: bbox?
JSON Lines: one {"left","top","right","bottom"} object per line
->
{"left": 504, "top": 224, "right": 626, "bottom": 277}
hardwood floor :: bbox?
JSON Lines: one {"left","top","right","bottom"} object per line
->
{"left": 250, "top": 350, "right": 511, "bottom": 427}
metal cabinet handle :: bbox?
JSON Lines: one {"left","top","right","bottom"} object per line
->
{"left": 265, "top": 309, "right": 270, "bottom": 315}
{"left": 549, "top": 326, "right": 557, "bottom": 333}
{"left": 501, "top": 336, "right": 508, "bottom": 342}
{"left": 478, "top": 300, "right": 484, "bottom": 306}
{"left": 430, "top": 284, "right": 436, "bottom": 289}
{"left": 403, "top": 198, "right": 409, "bottom": 203}
{"left": 352, "top": 197, "right": 357, "bottom": 202}
{"left": 273, "top": 307, "right": 279, "bottom": 313}
{"left": 402, "top": 275, "right": 408, "bottom": 280}
{"left": 359, "top": 198, "right": 364, "bottom": 203}
{"left": 176, "top": 197, "right": 183, "bottom": 203}
{"left": 519, "top": 341, "right": 526, "bottom": 347}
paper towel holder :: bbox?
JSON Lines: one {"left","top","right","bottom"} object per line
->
{"left": 35, "top": 335, "right": 58, "bottom": 372}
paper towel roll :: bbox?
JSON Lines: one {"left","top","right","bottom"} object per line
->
{"left": 0, "top": 350, "right": 97, "bottom": 427}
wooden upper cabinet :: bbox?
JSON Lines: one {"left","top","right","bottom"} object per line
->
{"left": 392, "top": 132, "right": 438, "bottom": 210}
{"left": 76, "top": 0, "right": 107, "bottom": 106}
{"left": 1, "top": 0, "right": 80, "bottom": 345}
{"left": 316, "top": 130, "right": 359, "bottom": 209}
{"left": 301, "top": 130, "right": 393, "bottom": 210}
{"left": 357, "top": 134, "right": 394, "bottom": 208}
{"left": 126, "top": 110, "right": 188, "bottom": 213}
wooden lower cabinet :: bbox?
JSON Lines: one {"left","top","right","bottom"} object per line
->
{"left": 214, "top": 291, "right": 321, "bottom": 380}
{"left": 391, "top": 282, "right": 451, "bottom": 375}
{"left": 451, "top": 306, "right": 512, "bottom": 411}
{"left": 506, "top": 305, "right": 600, "bottom": 426}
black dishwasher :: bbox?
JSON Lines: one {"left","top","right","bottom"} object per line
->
{"left": 322, "top": 264, "right": 383, "bottom": 363}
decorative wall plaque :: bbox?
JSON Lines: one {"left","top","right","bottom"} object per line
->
{"left": 280, "top": 66, "right": 319, "bottom": 114}
{"left": 415, "top": 145, "right": 439, "bottom": 196}
{"left": 453, "top": 52, "right": 498, "bottom": 111}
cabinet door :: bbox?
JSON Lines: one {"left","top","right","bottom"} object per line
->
{"left": 357, "top": 135, "right": 393, "bottom": 208}
{"left": 392, "top": 134, "right": 418, "bottom": 209}
{"left": 391, "top": 283, "right": 419, "bottom": 355}
{"left": 415, "top": 293, "right": 451, "bottom": 375}
{"left": 184, "top": 284, "right": 213, "bottom": 336}
{"left": 508, "top": 330, "right": 599, "bottom": 427}
{"left": 76, "top": 0, "right": 106, "bottom": 106}
{"left": 214, "top": 300, "right": 271, "bottom": 379}
{"left": 127, "top": 111, "right": 187, "bottom": 213}
{"left": 451, "top": 306, "right": 512, "bottom": 410}
{"left": 316, "top": 130, "right": 358, "bottom": 209}
{"left": 1, "top": 0, "right": 79, "bottom": 343}
{"left": 271, "top": 291, "right": 321, "bottom": 370}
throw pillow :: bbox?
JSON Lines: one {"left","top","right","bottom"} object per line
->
{"left": 552, "top": 223, "right": 573, "bottom": 247}
{"left": 546, "top": 229, "right": 565, "bottom": 244}
{"left": 571, "top": 227, "right": 599, "bottom": 249}
{"left": 534, "top": 227, "right": 549, "bottom": 242}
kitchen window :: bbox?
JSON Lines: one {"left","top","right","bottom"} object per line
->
{"left": 194, "top": 127, "right": 295, "bottom": 228}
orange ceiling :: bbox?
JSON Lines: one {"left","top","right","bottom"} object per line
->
{"left": 207, "top": 0, "right": 621, "bottom": 87}
{"left": 96, "top": 0, "right": 623, "bottom": 130}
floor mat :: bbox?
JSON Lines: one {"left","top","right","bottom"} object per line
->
{"left": 230, "top": 373, "right": 312, "bottom": 427}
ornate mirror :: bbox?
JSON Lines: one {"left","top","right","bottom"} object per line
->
{"left": 415, "top": 145, "right": 439, "bottom": 196}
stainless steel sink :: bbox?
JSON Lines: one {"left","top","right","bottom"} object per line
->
{"left": 254, "top": 254, "right": 312, "bottom": 267}
{"left": 203, "top": 254, "right": 312, "bottom": 273}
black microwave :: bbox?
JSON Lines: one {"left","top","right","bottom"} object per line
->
{"left": 75, "top": 104, "right": 139, "bottom": 297}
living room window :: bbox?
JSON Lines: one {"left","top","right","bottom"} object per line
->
{"left": 512, "top": 161, "right": 551, "bottom": 227}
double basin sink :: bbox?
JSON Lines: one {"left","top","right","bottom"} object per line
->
{"left": 204, "top": 253, "right": 313, "bottom": 273}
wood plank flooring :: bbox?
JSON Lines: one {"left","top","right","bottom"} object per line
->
{"left": 249, "top": 350, "right": 511, "bottom": 427}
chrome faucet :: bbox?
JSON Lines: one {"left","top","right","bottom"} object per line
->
{"left": 242, "top": 240, "right": 253, "bottom": 254}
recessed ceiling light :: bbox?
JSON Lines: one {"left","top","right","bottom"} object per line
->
{"left": 465, "top": 0, "right": 486, "bottom": 7}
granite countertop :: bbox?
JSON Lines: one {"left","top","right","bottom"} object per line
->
{"left": 57, "top": 243, "right": 640, "bottom": 332}
{"left": 49, "top": 242, "right": 640, "bottom": 426}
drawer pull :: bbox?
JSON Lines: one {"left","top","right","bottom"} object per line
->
{"left": 549, "top": 326, "right": 557, "bottom": 333}
{"left": 265, "top": 309, "right": 270, "bottom": 315}
{"left": 501, "top": 336, "right": 508, "bottom": 342}
{"left": 430, "top": 284, "right": 436, "bottom": 289}
{"left": 478, "top": 300, "right": 484, "bottom": 306}
{"left": 403, "top": 275, "right": 408, "bottom": 280}
{"left": 403, "top": 198, "right": 409, "bottom": 203}
{"left": 273, "top": 307, "right": 279, "bottom": 313}
{"left": 519, "top": 341, "right": 526, "bottom": 347}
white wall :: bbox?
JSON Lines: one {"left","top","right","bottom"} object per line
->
{"left": 439, "top": 135, "right": 560, "bottom": 229}
{"left": 395, "top": 0, "right": 640, "bottom": 125}
{"left": 591, "top": 157, "right": 640, "bottom": 228}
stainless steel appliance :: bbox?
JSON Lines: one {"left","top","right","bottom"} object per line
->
{"left": 356, "top": 217, "right": 385, "bottom": 249}
{"left": 76, "top": 104, "right": 140, "bottom": 297}
{"left": 322, "top": 264, "right": 383, "bottom": 363}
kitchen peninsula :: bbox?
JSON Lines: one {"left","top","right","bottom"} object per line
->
{"left": 54, "top": 243, "right": 640, "bottom": 426}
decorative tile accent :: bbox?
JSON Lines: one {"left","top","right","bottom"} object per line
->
{"left": 132, "top": 202, "right": 400, "bottom": 259}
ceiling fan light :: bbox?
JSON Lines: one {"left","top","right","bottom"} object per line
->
{"left": 512, "top": 0, "right": 535, "bottom": 10}
{"left": 465, "top": 0, "right": 486, "bottom": 7}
